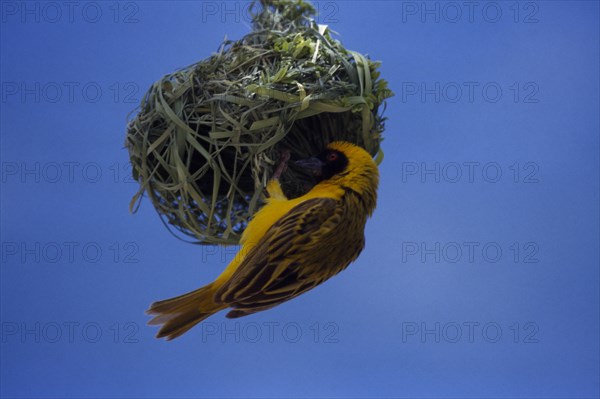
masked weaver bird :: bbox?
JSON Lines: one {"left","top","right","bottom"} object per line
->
{"left": 147, "top": 141, "right": 379, "bottom": 340}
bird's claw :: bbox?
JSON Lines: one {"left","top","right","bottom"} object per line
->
{"left": 273, "top": 149, "right": 290, "bottom": 180}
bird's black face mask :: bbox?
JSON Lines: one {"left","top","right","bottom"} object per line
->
{"left": 294, "top": 149, "right": 349, "bottom": 181}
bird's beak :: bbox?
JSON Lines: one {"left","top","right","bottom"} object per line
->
{"left": 294, "top": 157, "right": 324, "bottom": 176}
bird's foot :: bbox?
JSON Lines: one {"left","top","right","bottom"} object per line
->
{"left": 272, "top": 149, "right": 290, "bottom": 180}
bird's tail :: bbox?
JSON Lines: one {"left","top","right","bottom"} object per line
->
{"left": 146, "top": 283, "right": 225, "bottom": 340}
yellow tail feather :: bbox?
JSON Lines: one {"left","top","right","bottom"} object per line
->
{"left": 146, "top": 283, "right": 225, "bottom": 340}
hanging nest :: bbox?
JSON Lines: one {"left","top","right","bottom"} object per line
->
{"left": 125, "top": 0, "right": 393, "bottom": 245}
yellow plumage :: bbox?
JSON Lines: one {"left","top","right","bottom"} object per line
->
{"left": 147, "top": 141, "right": 379, "bottom": 340}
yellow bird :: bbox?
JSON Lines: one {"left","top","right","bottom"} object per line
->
{"left": 147, "top": 141, "right": 379, "bottom": 340}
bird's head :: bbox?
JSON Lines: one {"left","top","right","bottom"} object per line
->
{"left": 294, "top": 141, "right": 379, "bottom": 214}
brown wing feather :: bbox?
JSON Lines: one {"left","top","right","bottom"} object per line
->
{"left": 215, "top": 195, "right": 366, "bottom": 318}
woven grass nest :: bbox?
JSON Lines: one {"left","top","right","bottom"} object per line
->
{"left": 125, "top": 0, "right": 393, "bottom": 245}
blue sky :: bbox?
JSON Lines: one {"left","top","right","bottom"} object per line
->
{"left": 1, "top": 1, "right": 599, "bottom": 398}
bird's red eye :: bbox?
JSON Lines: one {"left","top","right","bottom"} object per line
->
{"left": 327, "top": 152, "right": 338, "bottom": 162}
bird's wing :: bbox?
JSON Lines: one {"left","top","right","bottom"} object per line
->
{"left": 215, "top": 197, "right": 359, "bottom": 316}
